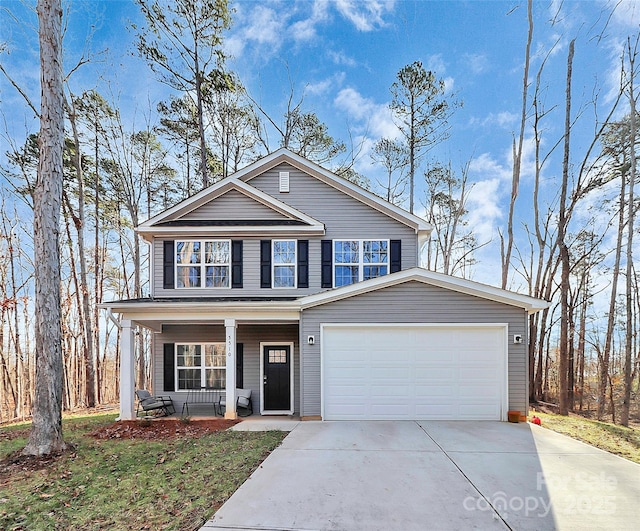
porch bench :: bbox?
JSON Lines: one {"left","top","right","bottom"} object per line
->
{"left": 180, "top": 387, "right": 223, "bottom": 417}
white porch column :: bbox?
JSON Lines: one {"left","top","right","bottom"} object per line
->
{"left": 224, "top": 318, "right": 237, "bottom": 419}
{"left": 119, "top": 319, "right": 136, "bottom": 420}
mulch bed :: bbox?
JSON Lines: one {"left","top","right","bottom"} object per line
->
{"left": 89, "top": 418, "right": 240, "bottom": 440}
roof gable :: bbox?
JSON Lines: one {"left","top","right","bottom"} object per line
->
{"left": 300, "top": 268, "right": 549, "bottom": 315}
{"left": 234, "top": 149, "right": 431, "bottom": 238}
{"left": 137, "top": 177, "right": 324, "bottom": 239}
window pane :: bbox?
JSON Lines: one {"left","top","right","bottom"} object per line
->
{"left": 335, "top": 265, "right": 359, "bottom": 287}
{"left": 176, "top": 241, "right": 200, "bottom": 264}
{"left": 205, "top": 344, "right": 226, "bottom": 367}
{"left": 364, "top": 265, "right": 388, "bottom": 280}
{"left": 268, "top": 349, "right": 287, "bottom": 363}
{"left": 273, "top": 265, "right": 295, "bottom": 288}
{"left": 273, "top": 240, "right": 295, "bottom": 264}
{"left": 364, "top": 240, "right": 388, "bottom": 263}
{"left": 177, "top": 345, "right": 201, "bottom": 367}
{"left": 205, "top": 266, "right": 229, "bottom": 287}
{"left": 334, "top": 241, "right": 359, "bottom": 264}
{"left": 176, "top": 266, "right": 201, "bottom": 288}
{"left": 205, "top": 368, "right": 226, "bottom": 389}
{"left": 205, "top": 241, "right": 229, "bottom": 264}
{"left": 178, "top": 368, "right": 201, "bottom": 389}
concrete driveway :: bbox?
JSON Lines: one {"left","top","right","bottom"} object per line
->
{"left": 201, "top": 421, "right": 640, "bottom": 530}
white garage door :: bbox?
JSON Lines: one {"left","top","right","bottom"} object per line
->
{"left": 322, "top": 325, "right": 507, "bottom": 421}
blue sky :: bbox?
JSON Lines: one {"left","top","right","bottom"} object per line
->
{"left": 1, "top": 0, "right": 639, "bottom": 287}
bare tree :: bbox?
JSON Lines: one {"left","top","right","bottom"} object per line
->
{"left": 23, "top": 0, "right": 66, "bottom": 456}
{"left": 621, "top": 36, "right": 639, "bottom": 427}
{"left": 502, "top": 0, "right": 533, "bottom": 289}
{"left": 370, "top": 138, "right": 408, "bottom": 205}
{"left": 557, "top": 39, "right": 575, "bottom": 416}
{"left": 423, "top": 161, "right": 478, "bottom": 277}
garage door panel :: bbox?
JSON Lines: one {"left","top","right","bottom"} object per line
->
{"left": 415, "top": 368, "right": 457, "bottom": 380}
{"left": 323, "top": 325, "right": 506, "bottom": 421}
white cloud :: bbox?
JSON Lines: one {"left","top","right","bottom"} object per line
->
{"left": 306, "top": 72, "right": 346, "bottom": 96}
{"left": 470, "top": 111, "right": 519, "bottom": 130}
{"left": 327, "top": 49, "right": 358, "bottom": 67}
{"left": 333, "top": 0, "right": 395, "bottom": 31}
{"left": 465, "top": 177, "right": 505, "bottom": 245}
{"left": 334, "top": 87, "right": 397, "bottom": 139}
{"left": 443, "top": 76, "right": 455, "bottom": 93}
{"left": 225, "top": 4, "right": 288, "bottom": 58}
{"left": 290, "top": 0, "right": 331, "bottom": 42}
{"left": 463, "top": 53, "right": 490, "bottom": 75}
{"left": 608, "top": 0, "right": 640, "bottom": 28}
{"left": 243, "top": 5, "right": 286, "bottom": 46}
{"left": 425, "top": 53, "right": 447, "bottom": 74}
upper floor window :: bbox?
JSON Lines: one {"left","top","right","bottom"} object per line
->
{"left": 176, "top": 343, "right": 226, "bottom": 390}
{"left": 334, "top": 240, "right": 388, "bottom": 287}
{"left": 176, "top": 240, "right": 230, "bottom": 288}
{"left": 272, "top": 240, "right": 296, "bottom": 288}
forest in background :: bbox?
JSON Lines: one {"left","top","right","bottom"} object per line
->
{"left": 1, "top": 0, "right": 639, "bottom": 426}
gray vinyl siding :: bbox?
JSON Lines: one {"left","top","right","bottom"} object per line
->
{"left": 152, "top": 163, "right": 418, "bottom": 297}
{"left": 179, "top": 190, "right": 288, "bottom": 221}
{"left": 153, "top": 324, "right": 300, "bottom": 415}
{"left": 249, "top": 164, "right": 417, "bottom": 259}
{"left": 299, "top": 281, "right": 528, "bottom": 418}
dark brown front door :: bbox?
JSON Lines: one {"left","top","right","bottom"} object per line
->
{"left": 263, "top": 345, "right": 291, "bottom": 411}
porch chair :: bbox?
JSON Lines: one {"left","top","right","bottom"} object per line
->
{"left": 216, "top": 388, "right": 253, "bottom": 417}
{"left": 135, "top": 389, "right": 175, "bottom": 417}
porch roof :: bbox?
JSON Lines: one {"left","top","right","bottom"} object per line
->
{"left": 100, "top": 297, "right": 301, "bottom": 331}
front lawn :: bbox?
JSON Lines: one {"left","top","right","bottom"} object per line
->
{"left": 531, "top": 410, "right": 640, "bottom": 464}
{"left": 0, "top": 414, "right": 286, "bottom": 530}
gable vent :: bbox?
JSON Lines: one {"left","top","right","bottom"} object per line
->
{"left": 279, "top": 171, "right": 290, "bottom": 193}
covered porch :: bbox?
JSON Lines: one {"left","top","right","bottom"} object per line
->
{"left": 102, "top": 298, "right": 301, "bottom": 421}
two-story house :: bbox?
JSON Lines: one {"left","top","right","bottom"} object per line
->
{"left": 104, "top": 148, "right": 548, "bottom": 422}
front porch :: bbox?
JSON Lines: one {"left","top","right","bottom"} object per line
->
{"left": 104, "top": 299, "right": 301, "bottom": 421}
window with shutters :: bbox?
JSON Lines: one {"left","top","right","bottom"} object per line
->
{"left": 175, "top": 240, "right": 230, "bottom": 288}
{"left": 272, "top": 240, "right": 296, "bottom": 288}
{"left": 176, "top": 343, "right": 226, "bottom": 390}
{"left": 333, "top": 240, "right": 389, "bottom": 287}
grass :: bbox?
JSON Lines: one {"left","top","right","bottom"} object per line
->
{"left": 531, "top": 409, "right": 640, "bottom": 464}
{"left": 0, "top": 414, "right": 286, "bottom": 531}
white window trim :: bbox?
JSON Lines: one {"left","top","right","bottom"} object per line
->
{"left": 272, "top": 239, "right": 297, "bottom": 289}
{"left": 175, "top": 342, "right": 226, "bottom": 391}
{"left": 333, "top": 239, "right": 390, "bottom": 288}
{"left": 174, "top": 239, "right": 231, "bottom": 289}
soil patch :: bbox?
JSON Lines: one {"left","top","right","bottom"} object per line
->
{"left": 90, "top": 418, "right": 240, "bottom": 440}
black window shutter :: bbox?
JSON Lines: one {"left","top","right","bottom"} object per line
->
{"left": 231, "top": 240, "right": 243, "bottom": 288}
{"left": 321, "top": 240, "right": 332, "bottom": 288}
{"left": 163, "top": 240, "right": 175, "bottom": 289}
{"left": 260, "top": 240, "right": 271, "bottom": 288}
{"left": 390, "top": 240, "right": 402, "bottom": 273}
{"left": 236, "top": 343, "right": 244, "bottom": 389}
{"left": 298, "top": 240, "right": 309, "bottom": 288}
{"left": 163, "top": 343, "right": 175, "bottom": 392}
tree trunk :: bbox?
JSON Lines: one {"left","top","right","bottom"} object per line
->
{"left": 503, "top": 0, "right": 532, "bottom": 289}
{"left": 67, "top": 99, "right": 96, "bottom": 407}
{"left": 621, "top": 38, "right": 637, "bottom": 427}
{"left": 24, "top": 0, "right": 66, "bottom": 456}
{"left": 557, "top": 39, "right": 575, "bottom": 416}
